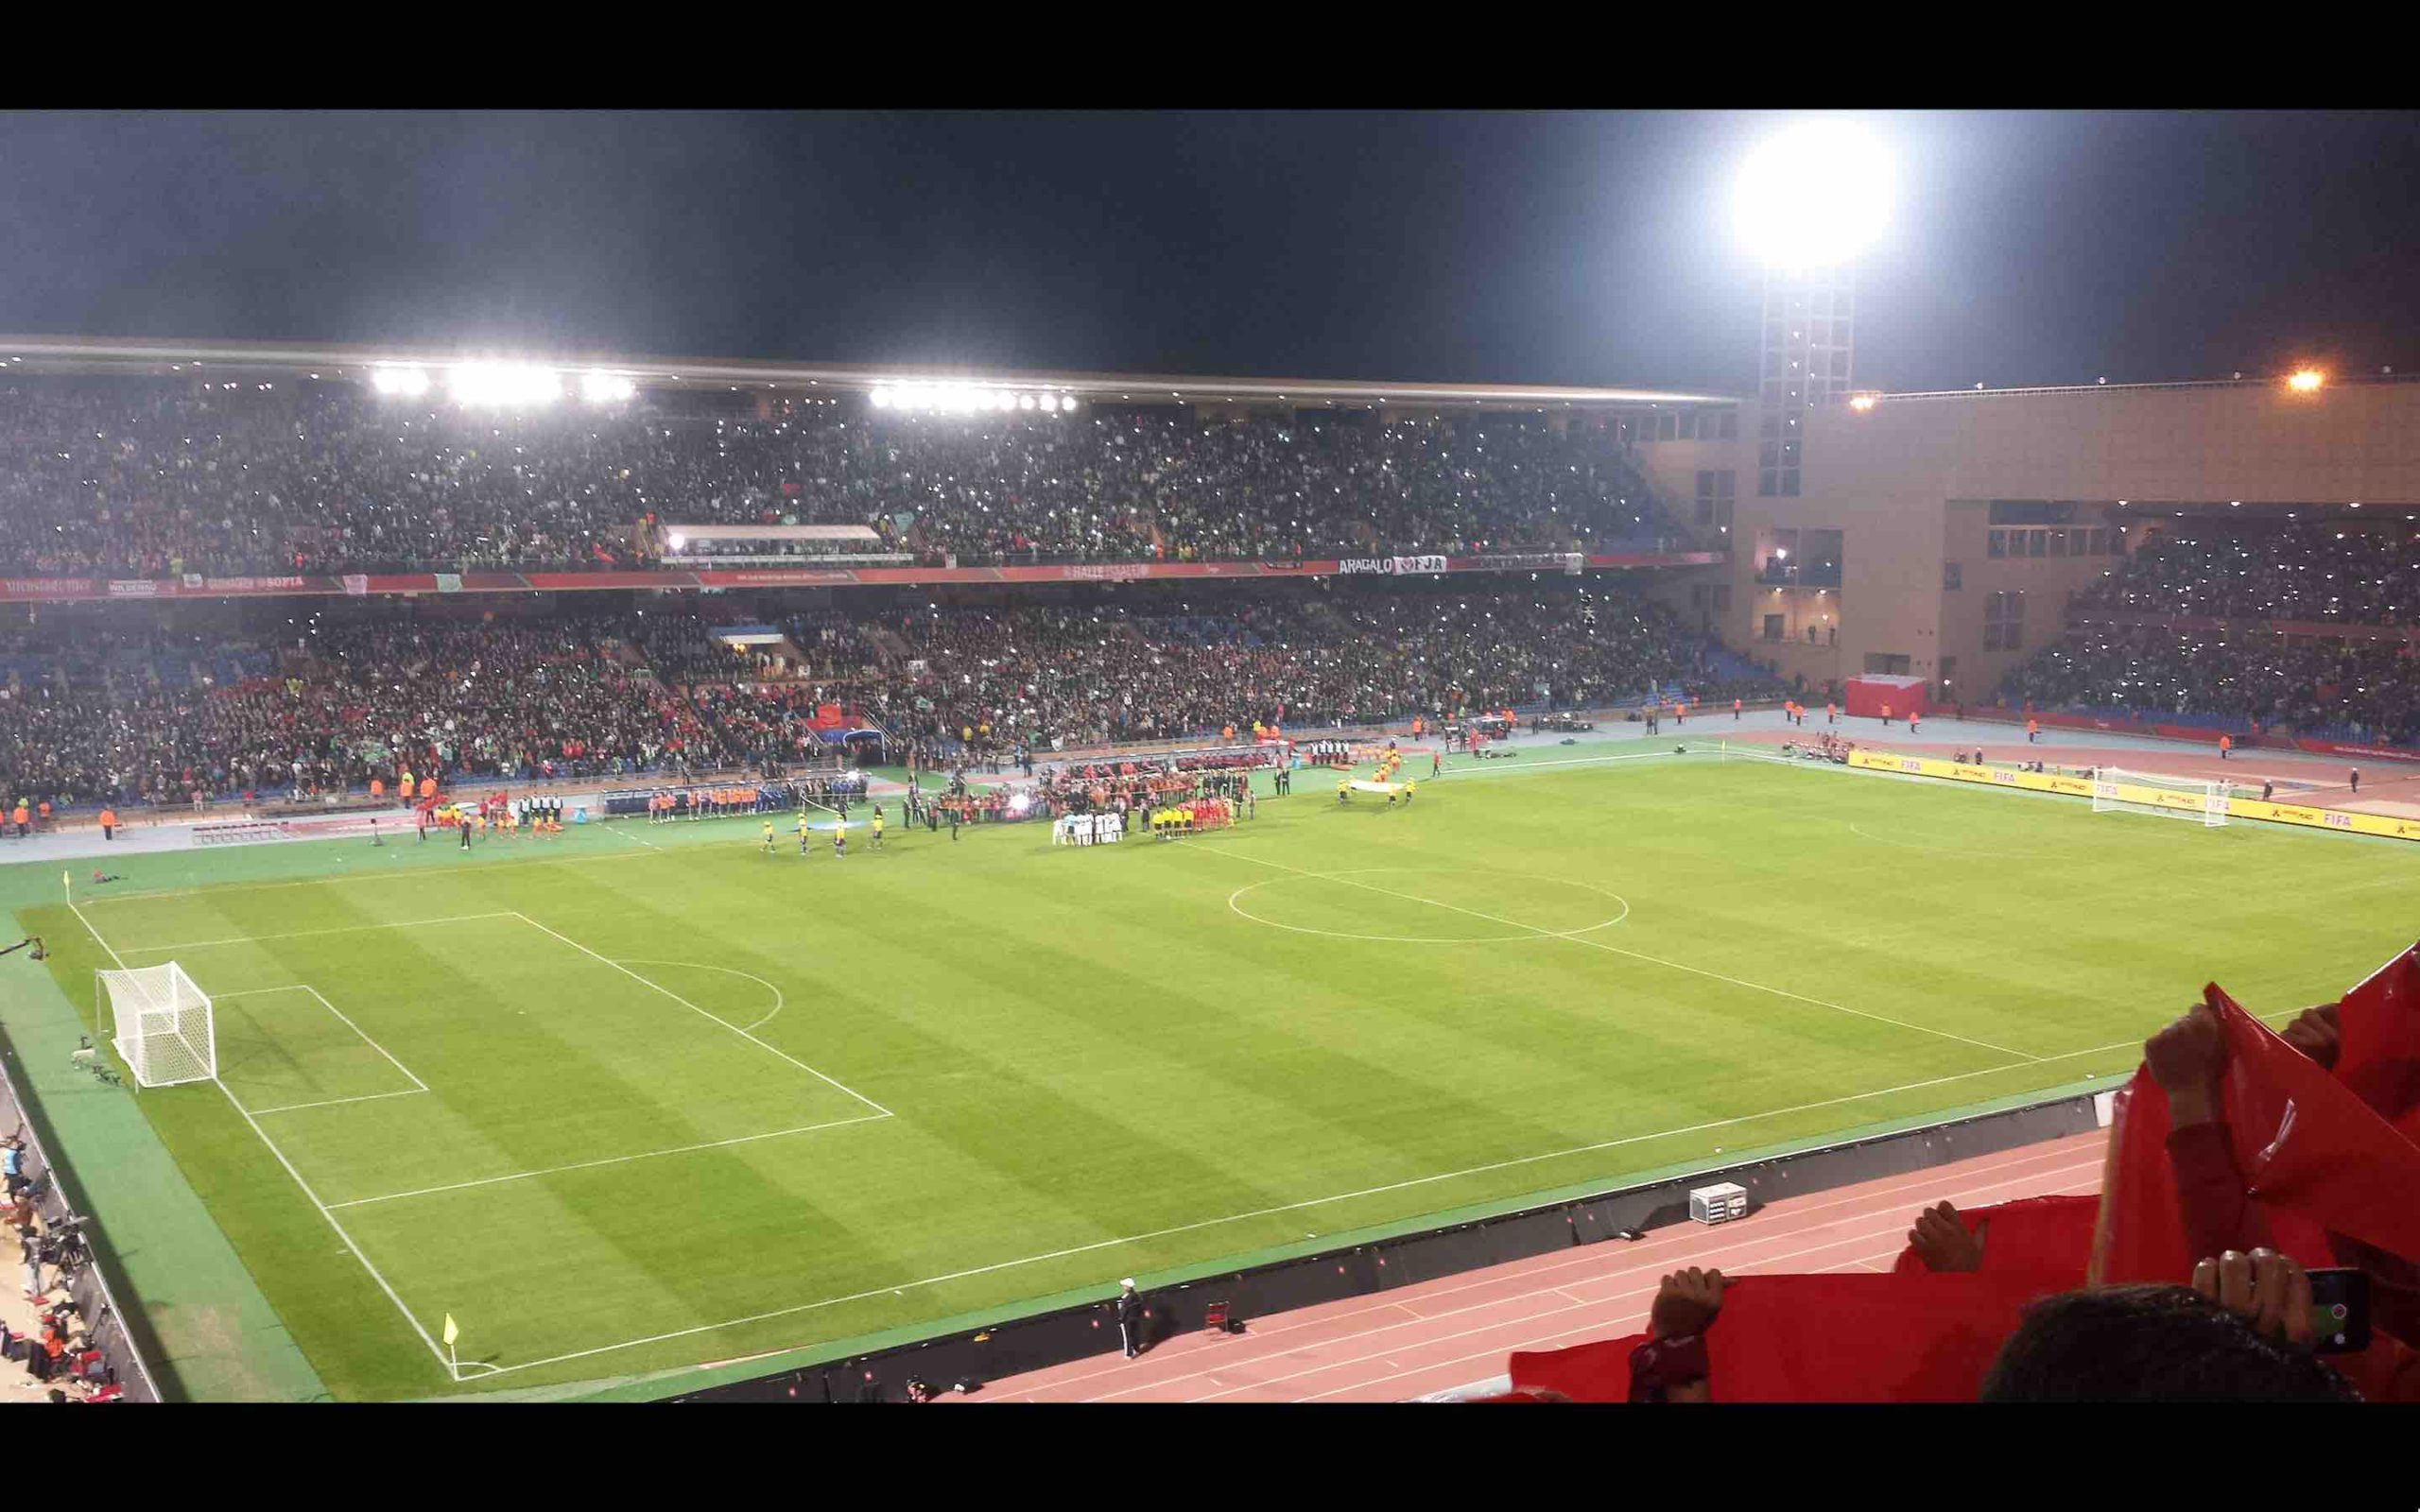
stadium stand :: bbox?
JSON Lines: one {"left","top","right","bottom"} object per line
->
{"left": 0, "top": 582, "right": 1778, "bottom": 813}
{"left": 1999, "top": 521, "right": 2420, "bottom": 747}
{"left": 0, "top": 375, "right": 1687, "bottom": 576}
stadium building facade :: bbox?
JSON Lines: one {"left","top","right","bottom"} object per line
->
{"left": 1640, "top": 375, "right": 2420, "bottom": 706}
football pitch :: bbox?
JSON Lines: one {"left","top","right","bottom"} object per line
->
{"left": 18, "top": 740, "right": 2420, "bottom": 1400}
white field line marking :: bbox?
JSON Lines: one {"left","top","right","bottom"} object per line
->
{"left": 982, "top": 1137, "right": 2107, "bottom": 1401}
{"left": 115, "top": 911, "right": 520, "bottom": 954}
{"left": 1268, "top": 1170, "right": 2110, "bottom": 1405}
{"left": 1429, "top": 748, "right": 1695, "bottom": 782}
{"left": 1289, "top": 1173, "right": 2116, "bottom": 1403}
{"left": 608, "top": 823, "right": 663, "bottom": 850}
{"left": 1083, "top": 1153, "right": 2106, "bottom": 1403}
{"left": 510, "top": 913, "right": 889, "bottom": 1118}
{"left": 327, "top": 1111, "right": 892, "bottom": 1209}
{"left": 291, "top": 983, "right": 430, "bottom": 1092}
{"left": 1182, "top": 843, "right": 2043, "bottom": 1063}
{"left": 61, "top": 901, "right": 457, "bottom": 1377}
{"left": 612, "top": 958, "right": 786, "bottom": 1032}
{"left": 76, "top": 844, "right": 666, "bottom": 905}
{"left": 1225, "top": 869, "right": 1629, "bottom": 946}
{"left": 249, "top": 1088, "right": 431, "bottom": 1116}
{"left": 461, "top": 1034, "right": 2153, "bottom": 1382}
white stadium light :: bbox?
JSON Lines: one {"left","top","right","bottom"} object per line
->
{"left": 1060, "top": 395, "right": 1078, "bottom": 412}
{"left": 871, "top": 387, "right": 893, "bottom": 408}
{"left": 1735, "top": 118, "right": 1893, "bottom": 270}
{"left": 1019, "top": 394, "right": 1037, "bottom": 411}
{"left": 371, "top": 365, "right": 431, "bottom": 398}
{"left": 581, "top": 371, "right": 637, "bottom": 404}
{"left": 449, "top": 362, "right": 561, "bottom": 406}
{"left": 666, "top": 532, "right": 687, "bottom": 552}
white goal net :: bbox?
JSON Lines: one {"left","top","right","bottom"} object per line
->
{"left": 2090, "top": 766, "right": 2231, "bottom": 828}
{"left": 99, "top": 963, "right": 216, "bottom": 1088}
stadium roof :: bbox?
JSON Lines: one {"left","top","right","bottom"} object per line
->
{"left": 0, "top": 335, "right": 1740, "bottom": 411}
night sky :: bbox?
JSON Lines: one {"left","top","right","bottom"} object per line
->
{"left": 2, "top": 111, "right": 2414, "bottom": 395}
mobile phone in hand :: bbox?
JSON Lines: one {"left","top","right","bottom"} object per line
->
{"left": 2307, "top": 1267, "right": 2370, "bottom": 1354}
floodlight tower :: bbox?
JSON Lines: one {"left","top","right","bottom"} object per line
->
{"left": 1734, "top": 119, "right": 1892, "bottom": 497}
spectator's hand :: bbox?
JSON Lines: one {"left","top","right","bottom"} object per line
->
{"left": 1908, "top": 1200, "right": 1985, "bottom": 1273}
{"left": 2278, "top": 1003, "right": 2342, "bottom": 1070}
{"left": 2191, "top": 1248, "right": 2314, "bottom": 1349}
{"left": 2144, "top": 1003, "right": 2227, "bottom": 1125}
{"left": 1649, "top": 1266, "right": 1728, "bottom": 1340}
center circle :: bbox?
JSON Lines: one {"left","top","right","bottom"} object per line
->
{"left": 1227, "top": 868, "right": 1630, "bottom": 945}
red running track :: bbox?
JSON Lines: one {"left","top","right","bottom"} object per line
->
{"left": 950, "top": 1128, "right": 2108, "bottom": 1403}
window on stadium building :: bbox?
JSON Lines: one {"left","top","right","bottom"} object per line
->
{"left": 1695, "top": 469, "right": 1737, "bottom": 529}
{"left": 1984, "top": 590, "right": 2026, "bottom": 652}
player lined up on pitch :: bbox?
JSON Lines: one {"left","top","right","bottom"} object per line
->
{"left": 761, "top": 799, "right": 895, "bottom": 856}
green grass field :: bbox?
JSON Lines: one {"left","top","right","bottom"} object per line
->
{"left": 18, "top": 741, "right": 2420, "bottom": 1400}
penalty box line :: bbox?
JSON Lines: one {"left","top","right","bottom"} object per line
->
{"left": 1176, "top": 841, "right": 2044, "bottom": 1064}
{"left": 63, "top": 898, "right": 898, "bottom": 1383}
{"left": 507, "top": 912, "right": 891, "bottom": 1121}
{"left": 212, "top": 984, "right": 432, "bottom": 1115}
{"left": 326, "top": 1110, "right": 891, "bottom": 1210}
{"left": 64, "top": 901, "right": 460, "bottom": 1377}
{"left": 76, "top": 903, "right": 889, "bottom": 1120}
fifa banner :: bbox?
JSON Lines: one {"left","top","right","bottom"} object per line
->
{"left": 1339, "top": 555, "right": 1449, "bottom": 576}
{"left": 1848, "top": 749, "right": 2420, "bottom": 844}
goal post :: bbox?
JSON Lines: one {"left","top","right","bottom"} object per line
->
{"left": 2090, "top": 766, "right": 2232, "bottom": 828}
{"left": 99, "top": 963, "right": 216, "bottom": 1088}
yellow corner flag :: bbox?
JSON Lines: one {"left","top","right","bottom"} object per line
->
{"left": 442, "top": 1314, "right": 459, "bottom": 1348}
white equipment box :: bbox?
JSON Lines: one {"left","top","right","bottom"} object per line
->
{"left": 1688, "top": 1182, "right": 1748, "bottom": 1226}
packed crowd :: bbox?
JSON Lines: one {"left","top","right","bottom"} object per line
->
{"left": 869, "top": 585, "right": 1777, "bottom": 761}
{"left": 2000, "top": 523, "right": 2420, "bottom": 744}
{"left": 2001, "top": 623, "right": 2420, "bottom": 745}
{"left": 2073, "top": 523, "right": 2420, "bottom": 625}
{"left": 0, "top": 610, "right": 840, "bottom": 810}
{"left": 0, "top": 377, "right": 1686, "bottom": 577}
{"left": 0, "top": 581, "right": 1773, "bottom": 813}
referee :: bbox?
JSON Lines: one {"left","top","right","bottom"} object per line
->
{"left": 1115, "top": 1279, "right": 1143, "bottom": 1358}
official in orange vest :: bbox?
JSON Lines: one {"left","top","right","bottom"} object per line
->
{"left": 98, "top": 807, "right": 119, "bottom": 841}
{"left": 2219, "top": 733, "right": 2233, "bottom": 760}
{"left": 371, "top": 778, "right": 386, "bottom": 801}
